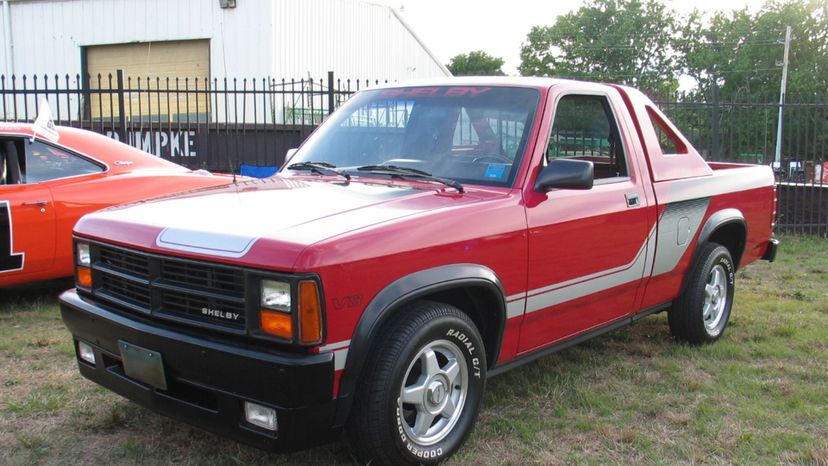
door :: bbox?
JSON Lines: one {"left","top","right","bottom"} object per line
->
{"left": 0, "top": 138, "right": 56, "bottom": 280}
{"left": 86, "top": 39, "right": 210, "bottom": 123}
{"left": 518, "top": 91, "right": 654, "bottom": 353}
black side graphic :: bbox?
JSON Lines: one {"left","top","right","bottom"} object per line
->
{"left": 0, "top": 201, "right": 24, "bottom": 272}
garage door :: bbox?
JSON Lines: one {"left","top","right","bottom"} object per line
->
{"left": 87, "top": 39, "right": 210, "bottom": 122}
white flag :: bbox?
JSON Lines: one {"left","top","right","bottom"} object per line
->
{"left": 32, "top": 98, "right": 59, "bottom": 142}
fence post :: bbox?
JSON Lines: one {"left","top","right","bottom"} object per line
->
{"left": 116, "top": 69, "right": 127, "bottom": 143}
{"left": 327, "top": 71, "right": 335, "bottom": 116}
{"left": 711, "top": 84, "right": 721, "bottom": 160}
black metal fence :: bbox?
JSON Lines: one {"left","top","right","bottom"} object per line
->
{"left": 1, "top": 72, "right": 826, "bottom": 235}
{"left": 0, "top": 71, "right": 383, "bottom": 170}
{"left": 657, "top": 90, "right": 828, "bottom": 235}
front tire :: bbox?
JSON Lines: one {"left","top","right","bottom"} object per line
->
{"left": 669, "top": 242, "right": 735, "bottom": 344}
{"left": 347, "top": 300, "right": 486, "bottom": 465}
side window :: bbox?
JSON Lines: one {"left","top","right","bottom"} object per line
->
{"left": 547, "top": 95, "right": 628, "bottom": 180}
{"left": 0, "top": 139, "right": 25, "bottom": 185}
{"left": 25, "top": 141, "right": 104, "bottom": 183}
{"left": 646, "top": 106, "right": 688, "bottom": 155}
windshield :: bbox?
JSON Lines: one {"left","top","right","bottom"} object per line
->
{"left": 286, "top": 86, "right": 541, "bottom": 188}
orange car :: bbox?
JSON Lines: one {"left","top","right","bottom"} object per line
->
{"left": 0, "top": 122, "right": 235, "bottom": 287}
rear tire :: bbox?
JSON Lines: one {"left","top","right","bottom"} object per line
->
{"left": 347, "top": 300, "right": 486, "bottom": 465}
{"left": 669, "top": 242, "right": 735, "bottom": 344}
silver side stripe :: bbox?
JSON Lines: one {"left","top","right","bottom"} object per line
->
{"left": 506, "top": 299, "right": 525, "bottom": 319}
{"left": 318, "top": 340, "right": 351, "bottom": 371}
{"left": 527, "top": 231, "right": 652, "bottom": 298}
{"left": 652, "top": 198, "right": 710, "bottom": 275}
{"left": 521, "top": 197, "right": 708, "bottom": 315}
{"left": 318, "top": 339, "right": 351, "bottom": 352}
{"left": 505, "top": 292, "right": 525, "bottom": 302}
{"left": 525, "top": 227, "right": 655, "bottom": 314}
{"left": 328, "top": 197, "right": 710, "bottom": 354}
{"left": 334, "top": 348, "right": 348, "bottom": 371}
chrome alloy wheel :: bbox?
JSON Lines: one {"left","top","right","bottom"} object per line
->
{"left": 703, "top": 264, "right": 728, "bottom": 331}
{"left": 398, "top": 339, "right": 468, "bottom": 446}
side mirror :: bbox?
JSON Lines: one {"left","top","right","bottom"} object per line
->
{"left": 534, "top": 159, "right": 594, "bottom": 192}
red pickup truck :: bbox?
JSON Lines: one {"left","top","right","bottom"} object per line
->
{"left": 59, "top": 78, "right": 777, "bottom": 465}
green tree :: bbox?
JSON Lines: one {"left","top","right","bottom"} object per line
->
{"left": 519, "top": 0, "right": 680, "bottom": 95}
{"left": 675, "top": 1, "right": 828, "bottom": 162}
{"left": 447, "top": 51, "right": 506, "bottom": 76}
{"left": 678, "top": 0, "right": 828, "bottom": 99}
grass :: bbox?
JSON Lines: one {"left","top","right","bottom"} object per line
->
{"left": 1, "top": 237, "right": 827, "bottom": 465}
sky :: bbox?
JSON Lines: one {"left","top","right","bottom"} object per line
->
{"left": 372, "top": 0, "right": 770, "bottom": 76}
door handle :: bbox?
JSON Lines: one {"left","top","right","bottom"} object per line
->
{"left": 625, "top": 193, "right": 641, "bottom": 208}
{"left": 22, "top": 200, "right": 48, "bottom": 207}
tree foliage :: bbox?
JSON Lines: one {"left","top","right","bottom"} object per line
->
{"left": 675, "top": 1, "right": 828, "bottom": 162}
{"left": 519, "top": 0, "right": 827, "bottom": 100}
{"left": 519, "top": 0, "right": 680, "bottom": 95}
{"left": 678, "top": 1, "right": 828, "bottom": 99}
{"left": 517, "top": 0, "right": 828, "bottom": 163}
{"left": 447, "top": 51, "right": 506, "bottom": 76}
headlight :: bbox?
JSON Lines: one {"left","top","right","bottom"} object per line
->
{"left": 75, "top": 241, "right": 92, "bottom": 289}
{"left": 77, "top": 242, "right": 91, "bottom": 266}
{"left": 260, "top": 280, "right": 292, "bottom": 340}
{"left": 260, "top": 280, "right": 291, "bottom": 312}
{"left": 258, "top": 278, "right": 323, "bottom": 344}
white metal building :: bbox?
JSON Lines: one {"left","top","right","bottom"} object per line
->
{"left": 0, "top": 0, "right": 450, "bottom": 81}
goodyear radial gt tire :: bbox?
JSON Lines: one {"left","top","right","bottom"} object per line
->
{"left": 347, "top": 300, "right": 486, "bottom": 465}
{"left": 669, "top": 242, "right": 736, "bottom": 345}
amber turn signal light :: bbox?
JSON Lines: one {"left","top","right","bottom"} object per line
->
{"left": 260, "top": 309, "right": 292, "bottom": 340}
{"left": 298, "top": 280, "right": 322, "bottom": 344}
{"left": 76, "top": 266, "right": 92, "bottom": 288}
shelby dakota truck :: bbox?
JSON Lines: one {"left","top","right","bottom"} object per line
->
{"left": 60, "top": 78, "right": 778, "bottom": 465}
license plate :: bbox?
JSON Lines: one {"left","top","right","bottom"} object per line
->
{"left": 118, "top": 340, "right": 168, "bottom": 391}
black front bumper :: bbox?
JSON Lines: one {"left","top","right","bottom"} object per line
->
{"left": 59, "top": 290, "right": 340, "bottom": 452}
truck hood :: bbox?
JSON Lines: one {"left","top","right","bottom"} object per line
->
{"left": 75, "top": 176, "right": 499, "bottom": 269}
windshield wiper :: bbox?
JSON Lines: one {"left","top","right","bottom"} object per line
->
{"left": 355, "top": 165, "right": 464, "bottom": 193}
{"left": 287, "top": 162, "right": 350, "bottom": 181}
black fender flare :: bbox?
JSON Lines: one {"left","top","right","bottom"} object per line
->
{"left": 680, "top": 208, "right": 746, "bottom": 295}
{"left": 697, "top": 209, "right": 746, "bottom": 252}
{"left": 332, "top": 263, "right": 506, "bottom": 427}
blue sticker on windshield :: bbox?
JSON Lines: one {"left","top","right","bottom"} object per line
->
{"left": 484, "top": 163, "right": 507, "bottom": 179}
